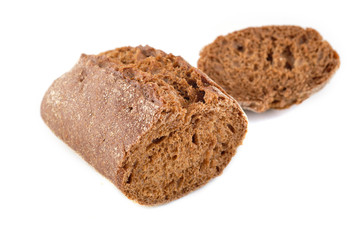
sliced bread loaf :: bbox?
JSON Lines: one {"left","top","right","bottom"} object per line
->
{"left": 41, "top": 46, "right": 248, "bottom": 205}
{"left": 198, "top": 26, "right": 340, "bottom": 112}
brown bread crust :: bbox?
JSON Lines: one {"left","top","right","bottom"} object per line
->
{"left": 41, "top": 46, "right": 248, "bottom": 205}
{"left": 198, "top": 26, "right": 340, "bottom": 112}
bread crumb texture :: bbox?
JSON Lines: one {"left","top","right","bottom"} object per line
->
{"left": 198, "top": 26, "right": 340, "bottom": 112}
{"left": 41, "top": 46, "right": 248, "bottom": 205}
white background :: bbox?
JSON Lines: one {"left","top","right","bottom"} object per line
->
{"left": 1, "top": 0, "right": 359, "bottom": 239}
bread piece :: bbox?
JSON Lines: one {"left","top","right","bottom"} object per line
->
{"left": 41, "top": 46, "right": 248, "bottom": 205}
{"left": 198, "top": 26, "right": 340, "bottom": 112}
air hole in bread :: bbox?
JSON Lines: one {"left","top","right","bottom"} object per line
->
{"left": 299, "top": 35, "right": 308, "bottom": 45}
{"left": 324, "top": 63, "right": 334, "bottom": 73}
{"left": 227, "top": 124, "right": 235, "bottom": 133}
{"left": 285, "top": 62, "right": 293, "bottom": 70}
{"left": 125, "top": 173, "right": 132, "bottom": 184}
{"left": 282, "top": 46, "right": 294, "bottom": 70}
{"left": 192, "top": 133, "right": 198, "bottom": 145}
{"left": 187, "top": 79, "right": 199, "bottom": 89}
{"left": 192, "top": 117, "right": 200, "bottom": 125}
{"left": 196, "top": 90, "right": 205, "bottom": 103}
{"left": 266, "top": 51, "right": 273, "bottom": 64}
{"left": 152, "top": 136, "right": 166, "bottom": 144}
{"left": 173, "top": 62, "right": 180, "bottom": 68}
{"left": 280, "top": 87, "right": 287, "bottom": 92}
{"left": 236, "top": 45, "right": 244, "bottom": 52}
{"left": 312, "top": 76, "right": 322, "bottom": 82}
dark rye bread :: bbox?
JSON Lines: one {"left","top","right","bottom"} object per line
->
{"left": 41, "top": 45, "right": 248, "bottom": 205}
{"left": 198, "top": 26, "right": 340, "bottom": 112}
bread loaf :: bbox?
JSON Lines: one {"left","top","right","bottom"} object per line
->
{"left": 198, "top": 26, "right": 340, "bottom": 112}
{"left": 41, "top": 46, "right": 248, "bottom": 205}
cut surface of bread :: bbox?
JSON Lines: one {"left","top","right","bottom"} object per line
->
{"left": 41, "top": 46, "right": 248, "bottom": 205}
{"left": 198, "top": 26, "right": 340, "bottom": 112}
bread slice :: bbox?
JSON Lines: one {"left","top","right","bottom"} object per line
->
{"left": 198, "top": 26, "right": 340, "bottom": 112}
{"left": 41, "top": 45, "right": 248, "bottom": 205}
